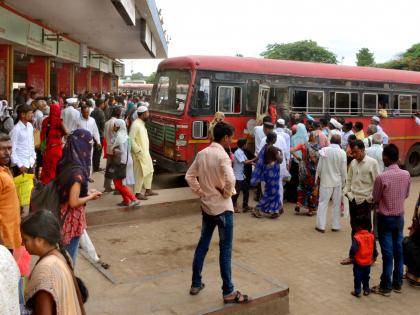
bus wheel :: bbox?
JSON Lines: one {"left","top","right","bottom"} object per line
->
{"left": 405, "top": 144, "right": 420, "bottom": 176}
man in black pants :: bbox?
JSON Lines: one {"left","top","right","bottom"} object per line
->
{"left": 91, "top": 99, "right": 106, "bottom": 172}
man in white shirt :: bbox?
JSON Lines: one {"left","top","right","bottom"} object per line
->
{"left": 61, "top": 98, "right": 80, "bottom": 133}
{"left": 10, "top": 105, "right": 36, "bottom": 176}
{"left": 315, "top": 134, "right": 347, "bottom": 232}
{"left": 371, "top": 116, "right": 388, "bottom": 144}
{"left": 363, "top": 124, "right": 378, "bottom": 148}
{"left": 275, "top": 118, "right": 291, "bottom": 166}
{"left": 366, "top": 133, "right": 384, "bottom": 172}
{"left": 77, "top": 105, "right": 101, "bottom": 176}
{"left": 253, "top": 116, "right": 272, "bottom": 156}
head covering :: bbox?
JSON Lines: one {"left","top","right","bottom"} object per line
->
{"left": 291, "top": 123, "right": 308, "bottom": 147}
{"left": 112, "top": 119, "right": 129, "bottom": 150}
{"left": 48, "top": 103, "right": 62, "bottom": 128}
{"left": 372, "top": 115, "right": 380, "bottom": 123}
{"left": 277, "top": 118, "right": 285, "bottom": 125}
{"left": 330, "top": 118, "right": 342, "bottom": 130}
{"left": 56, "top": 129, "right": 92, "bottom": 203}
{"left": 137, "top": 105, "right": 148, "bottom": 113}
{"left": 66, "top": 97, "right": 78, "bottom": 104}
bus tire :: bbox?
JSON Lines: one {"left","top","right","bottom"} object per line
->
{"left": 405, "top": 144, "right": 420, "bottom": 176}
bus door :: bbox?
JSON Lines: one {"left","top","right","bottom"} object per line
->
{"left": 257, "top": 85, "right": 270, "bottom": 122}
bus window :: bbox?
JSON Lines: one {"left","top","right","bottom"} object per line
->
{"left": 194, "top": 78, "right": 210, "bottom": 109}
{"left": 217, "top": 86, "right": 241, "bottom": 114}
{"left": 399, "top": 95, "right": 412, "bottom": 114}
{"left": 156, "top": 76, "right": 169, "bottom": 104}
{"left": 412, "top": 96, "right": 417, "bottom": 111}
{"left": 363, "top": 93, "right": 377, "bottom": 114}
{"left": 334, "top": 92, "right": 350, "bottom": 114}
{"left": 307, "top": 91, "right": 323, "bottom": 114}
{"left": 247, "top": 80, "right": 259, "bottom": 112}
{"left": 293, "top": 90, "right": 307, "bottom": 112}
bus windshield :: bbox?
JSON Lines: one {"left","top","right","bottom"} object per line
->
{"left": 150, "top": 70, "right": 191, "bottom": 115}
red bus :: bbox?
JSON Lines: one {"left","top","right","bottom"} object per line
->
{"left": 147, "top": 55, "right": 420, "bottom": 175}
{"left": 119, "top": 82, "right": 153, "bottom": 96}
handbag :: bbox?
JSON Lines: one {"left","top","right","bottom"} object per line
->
{"left": 105, "top": 147, "right": 128, "bottom": 179}
{"left": 13, "top": 173, "right": 35, "bottom": 206}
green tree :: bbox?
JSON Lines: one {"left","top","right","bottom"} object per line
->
{"left": 260, "top": 40, "right": 337, "bottom": 64}
{"left": 356, "top": 48, "right": 375, "bottom": 66}
{"left": 376, "top": 43, "right": 420, "bottom": 71}
{"left": 130, "top": 72, "right": 144, "bottom": 80}
{"left": 146, "top": 71, "right": 156, "bottom": 83}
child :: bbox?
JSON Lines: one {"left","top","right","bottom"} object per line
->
{"left": 232, "top": 139, "right": 255, "bottom": 213}
{"left": 349, "top": 218, "right": 378, "bottom": 297}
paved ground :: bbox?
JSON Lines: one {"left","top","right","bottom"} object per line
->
{"left": 77, "top": 176, "right": 420, "bottom": 315}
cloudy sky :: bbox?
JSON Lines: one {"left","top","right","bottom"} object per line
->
{"left": 124, "top": 0, "right": 418, "bottom": 76}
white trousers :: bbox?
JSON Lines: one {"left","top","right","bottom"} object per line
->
{"left": 316, "top": 185, "right": 342, "bottom": 230}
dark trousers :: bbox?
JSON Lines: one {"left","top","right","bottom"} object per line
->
{"left": 12, "top": 166, "right": 34, "bottom": 177}
{"left": 353, "top": 263, "right": 371, "bottom": 294}
{"left": 349, "top": 200, "right": 372, "bottom": 236}
{"left": 35, "top": 149, "right": 43, "bottom": 179}
{"left": 103, "top": 156, "right": 113, "bottom": 190}
{"left": 378, "top": 215, "right": 404, "bottom": 291}
{"left": 284, "top": 160, "right": 299, "bottom": 203}
{"left": 92, "top": 137, "right": 103, "bottom": 172}
{"left": 232, "top": 180, "right": 249, "bottom": 207}
{"left": 192, "top": 210, "right": 234, "bottom": 296}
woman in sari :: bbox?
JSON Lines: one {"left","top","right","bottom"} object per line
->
{"left": 251, "top": 132, "right": 283, "bottom": 219}
{"left": 284, "top": 123, "right": 308, "bottom": 203}
{"left": 291, "top": 131, "right": 321, "bottom": 216}
{"left": 404, "top": 193, "right": 420, "bottom": 288}
{"left": 22, "top": 210, "right": 85, "bottom": 315}
{"left": 55, "top": 129, "right": 101, "bottom": 264}
{"left": 110, "top": 119, "right": 139, "bottom": 207}
{"left": 40, "top": 103, "right": 68, "bottom": 185}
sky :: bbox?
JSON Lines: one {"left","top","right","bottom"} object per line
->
{"left": 124, "top": 0, "right": 419, "bottom": 76}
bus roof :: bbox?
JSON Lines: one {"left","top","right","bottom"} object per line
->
{"left": 158, "top": 55, "right": 420, "bottom": 85}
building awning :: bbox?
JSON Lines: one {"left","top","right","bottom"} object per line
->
{"left": 2, "top": 0, "right": 168, "bottom": 59}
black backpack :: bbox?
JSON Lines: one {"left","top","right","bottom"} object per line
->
{"left": 30, "top": 165, "right": 82, "bottom": 224}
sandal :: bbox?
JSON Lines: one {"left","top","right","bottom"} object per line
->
{"left": 252, "top": 210, "right": 263, "bottom": 218}
{"left": 190, "top": 283, "right": 205, "bottom": 295}
{"left": 223, "top": 291, "right": 249, "bottom": 304}
{"left": 270, "top": 213, "right": 280, "bottom": 219}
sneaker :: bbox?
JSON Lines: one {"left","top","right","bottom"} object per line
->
{"left": 372, "top": 285, "right": 391, "bottom": 297}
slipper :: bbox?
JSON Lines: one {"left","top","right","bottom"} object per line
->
{"left": 252, "top": 210, "right": 263, "bottom": 218}
{"left": 351, "top": 291, "right": 361, "bottom": 298}
{"left": 223, "top": 291, "right": 249, "bottom": 304}
{"left": 190, "top": 283, "right": 205, "bottom": 295}
{"left": 340, "top": 257, "right": 353, "bottom": 265}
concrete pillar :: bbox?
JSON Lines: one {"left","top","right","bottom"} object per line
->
{"left": 27, "top": 56, "right": 50, "bottom": 96}
{"left": 0, "top": 44, "right": 13, "bottom": 102}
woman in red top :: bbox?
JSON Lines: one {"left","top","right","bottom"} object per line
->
{"left": 55, "top": 129, "right": 101, "bottom": 264}
{"left": 40, "top": 103, "right": 68, "bottom": 185}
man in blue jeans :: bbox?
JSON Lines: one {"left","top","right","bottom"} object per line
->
{"left": 185, "top": 122, "right": 249, "bottom": 304}
{"left": 372, "top": 144, "right": 411, "bottom": 296}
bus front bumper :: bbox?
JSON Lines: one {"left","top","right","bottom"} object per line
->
{"left": 151, "top": 152, "right": 189, "bottom": 173}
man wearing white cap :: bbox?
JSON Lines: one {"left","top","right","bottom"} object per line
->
{"left": 328, "top": 118, "right": 343, "bottom": 141}
{"left": 371, "top": 116, "right": 388, "bottom": 144}
{"left": 275, "top": 118, "right": 291, "bottom": 165}
{"left": 61, "top": 97, "right": 80, "bottom": 133}
{"left": 129, "top": 105, "right": 157, "bottom": 200}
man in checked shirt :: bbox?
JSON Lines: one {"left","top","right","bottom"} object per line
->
{"left": 371, "top": 144, "right": 411, "bottom": 296}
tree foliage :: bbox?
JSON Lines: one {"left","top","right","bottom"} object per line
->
{"left": 260, "top": 40, "right": 337, "bottom": 64}
{"left": 376, "top": 43, "right": 420, "bottom": 71}
{"left": 356, "top": 48, "right": 375, "bottom": 66}
{"left": 130, "top": 72, "right": 145, "bottom": 80}
{"left": 146, "top": 72, "right": 156, "bottom": 83}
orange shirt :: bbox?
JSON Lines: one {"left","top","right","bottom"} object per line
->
{"left": 0, "top": 166, "right": 22, "bottom": 249}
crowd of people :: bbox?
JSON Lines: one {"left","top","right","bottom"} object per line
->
{"left": 0, "top": 88, "right": 158, "bottom": 314}
{"left": 185, "top": 109, "right": 418, "bottom": 303}
{"left": 0, "top": 86, "right": 419, "bottom": 311}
